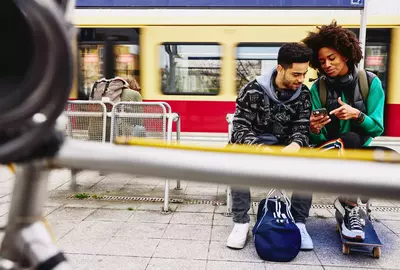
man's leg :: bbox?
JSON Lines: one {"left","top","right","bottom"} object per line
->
{"left": 291, "top": 192, "right": 313, "bottom": 250}
{"left": 227, "top": 187, "right": 251, "bottom": 249}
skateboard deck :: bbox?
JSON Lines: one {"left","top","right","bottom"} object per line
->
{"left": 335, "top": 208, "right": 382, "bottom": 258}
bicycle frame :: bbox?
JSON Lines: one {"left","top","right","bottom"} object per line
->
{"left": 0, "top": 162, "right": 71, "bottom": 270}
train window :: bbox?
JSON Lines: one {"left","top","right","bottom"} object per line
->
{"left": 78, "top": 28, "right": 140, "bottom": 99}
{"left": 235, "top": 44, "right": 280, "bottom": 91}
{"left": 160, "top": 43, "right": 221, "bottom": 95}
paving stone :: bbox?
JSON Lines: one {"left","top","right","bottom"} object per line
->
{"left": 284, "top": 250, "right": 321, "bottom": 266}
{"left": 0, "top": 187, "right": 12, "bottom": 196}
{"left": 184, "top": 187, "right": 218, "bottom": 196}
{"left": 309, "top": 208, "right": 334, "bottom": 218}
{"left": 0, "top": 195, "right": 11, "bottom": 203}
{"left": 46, "top": 218, "right": 81, "bottom": 241}
{"left": 163, "top": 224, "right": 211, "bottom": 240}
{"left": 98, "top": 236, "right": 159, "bottom": 257}
{"left": 211, "top": 225, "right": 231, "bottom": 242}
{"left": 380, "top": 220, "right": 400, "bottom": 234}
{"left": 101, "top": 202, "right": 142, "bottom": 210}
{"left": 175, "top": 204, "right": 216, "bottom": 213}
{"left": 64, "top": 253, "right": 96, "bottom": 270}
{"left": 137, "top": 203, "right": 168, "bottom": 211}
{"left": 87, "top": 255, "right": 149, "bottom": 270}
{"left": 116, "top": 222, "right": 167, "bottom": 239}
{"left": 185, "top": 181, "right": 219, "bottom": 188}
{"left": 0, "top": 203, "right": 10, "bottom": 216}
{"left": 369, "top": 199, "right": 396, "bottom": 207}
{"left": 170, "top": 212, "right": 213, "bottom": 225}
{"left": 153, "top": 239, "right": 209, "bottom": 260}
{"left": 127, "top": 210, "right": 172, "bottom": 223}
{"left": 207, "top": 261, "right": 265, "bottom": 270}
{"left": 86, "top": 208, "right": 134, "bottom": 221}
{"left": 213, "top": 213, "right": 233, "bottom": 226}
{"left": 147, "top": 258, "right": 206, "bottom": 270}
{"left": 0, "top": 213, "right": 7, "bottom": 226}
{"left": 66, "top": 220, "right": 124, "bottom": 237}
{"left": 264, "top": 264, "right": 323, "bottom": 270}
{"left": 46, "top": 206, "right": 96, "bottom": 221}
{"left": 208, "top": 240, "right": 262, "bottom": 263}
{"left": 324, "top": 267, "right": 382, "bottom": 270}
{"left": 57, "top": 235, "right": 111, "bottom": 254}
{"left": 373, "top": 211, "right": 400, "bottom": 221}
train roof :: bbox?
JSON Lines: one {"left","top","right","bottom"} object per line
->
{"left": 73, "top": 3, "right": 400, "bottom": 27}
{"left": 76, "top": 0, "right": 365, "bottom": 9}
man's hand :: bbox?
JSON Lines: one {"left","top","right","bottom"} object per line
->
{"left": 281, "top": 142, "right": 301, "bottom": 153}
{"left": 329, "top": 97, "right": 360, "bottom": 120}
{"left": 310, "top": 114, "right": 331, "bottom": 134}
{"left": 258, "top": 145, "right": 274, "bottom": 153}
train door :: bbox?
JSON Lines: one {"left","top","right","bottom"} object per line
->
{"left": 77, "top": 28, "right": 140, "bottom": 100}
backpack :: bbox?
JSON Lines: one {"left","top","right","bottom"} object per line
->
{"left": 252, "top": 189, "right": 301, "bottom": 262}
{"left": 319, "top": 69, "right": 371, "bottom": 107}
{"left": 89, "top": 77, "right": 129, "bottom": 103}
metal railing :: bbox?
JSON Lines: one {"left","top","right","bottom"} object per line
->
{"left": 53, "top": 139, "right": 400, "bottom": 200}
{"left": 64, "top": 101, "right": 108, "bottom": 190}
{"left": 63, "top": 101, "right": 181, "bottom": 208}
{"left": 109, "top": 101, "right": 181, "bottom": 212}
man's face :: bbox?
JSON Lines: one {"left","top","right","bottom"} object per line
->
{"left": 277, "top": 62, "right": 309, "bottom": 90}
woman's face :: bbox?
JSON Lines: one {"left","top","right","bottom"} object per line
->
{"left": 318, "top": 47, "right": 349, "bottom": 77}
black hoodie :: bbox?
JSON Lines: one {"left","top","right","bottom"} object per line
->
{"left": 230, "top": 68, "right": 312, "bottom": 147}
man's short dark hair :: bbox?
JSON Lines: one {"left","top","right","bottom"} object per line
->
{"left": 277, "top": 43, "right": 313, "bottom": 69}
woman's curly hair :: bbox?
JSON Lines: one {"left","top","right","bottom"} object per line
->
{"left": 302, "top": 20, "right": 363, "bottom": 71}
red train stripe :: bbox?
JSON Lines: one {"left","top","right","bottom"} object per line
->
{"left": 146, "top": 100, "right": 236, "bottom": 133}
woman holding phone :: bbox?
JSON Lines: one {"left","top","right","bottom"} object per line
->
{"left": 303, "top": 21, "right": 385, "bottom": 150}
{"left": 300, "top": 21, "right": 387, "bottom": 241}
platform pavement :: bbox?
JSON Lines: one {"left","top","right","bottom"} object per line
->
{"left": 1, "top": 167, "right": 400, "bottom": 269}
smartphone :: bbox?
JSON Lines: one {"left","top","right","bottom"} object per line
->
{"left": 312, "top": 108, "right": 328, "bottom": 117}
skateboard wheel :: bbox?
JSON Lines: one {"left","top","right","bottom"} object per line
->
{"left": 342, "top": 244, "right": 350, "bottom": 255}
{"left": 373, "top": 247, "right": 381, "bottom": 258}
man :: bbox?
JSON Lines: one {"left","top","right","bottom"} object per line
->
{"left": 228, "top": 43, "right": 314, "bottom": 250}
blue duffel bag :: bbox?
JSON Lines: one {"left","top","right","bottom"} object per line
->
{"left": 252, "top": 189, "right": 301, "bottom": 262}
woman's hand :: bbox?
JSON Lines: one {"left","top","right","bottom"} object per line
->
{"left": 329, "top": 97, "right": 360, "bottom": 120}
{"left": 310, "top": 114, "right": 331, "bottom": 134}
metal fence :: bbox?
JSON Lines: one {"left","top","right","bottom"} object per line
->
{"left": 63, "top": 100, "right": 181, "bottom": 212}
{"left": 226, "top": 113, "right": 234, "bottom": 216}
{"left": 64, "top": 101, "right": 107, "bottom": 143}
{"left": 110, "top": 102, "right": 181, "bottom": 212}
{"left": 63, "top": 101, "right": 108, "bottom": 190}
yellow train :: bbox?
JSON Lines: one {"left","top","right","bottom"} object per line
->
{"left": 72, "top": 1, "right": 400, "bottom": 137}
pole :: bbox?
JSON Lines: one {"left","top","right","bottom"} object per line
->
{"left": 52, "top": 139, "right": 400, "bottom": 201}
{"left": 358, "top": 0, "right": 369, "bottom": 70}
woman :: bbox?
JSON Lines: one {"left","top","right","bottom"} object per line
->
{"left": 301, "top": 21, "right": 386, "bottom": 241}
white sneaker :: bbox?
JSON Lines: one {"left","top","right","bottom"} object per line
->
{"left": 226, "top": 222, "right": 249, "bottom": 249}
{"left": 296, "top": 222, "right": 314, "bottom": 251}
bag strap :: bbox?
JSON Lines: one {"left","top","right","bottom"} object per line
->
{"left": 319, "top": 78, "right": 327, "bottom": 108}
{"left": 358, "top": 69, "right": 369, "bottom": 102}
{"left": 265, "top": 189, "right": 295, "bottom": 221}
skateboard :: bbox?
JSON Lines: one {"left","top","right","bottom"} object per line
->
{"left": 335, "top": 205, "right": 382, "bottom": 258}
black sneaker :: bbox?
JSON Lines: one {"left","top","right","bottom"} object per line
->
{"left": 334, "top": 198, "right": 365, "bottom": 240}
